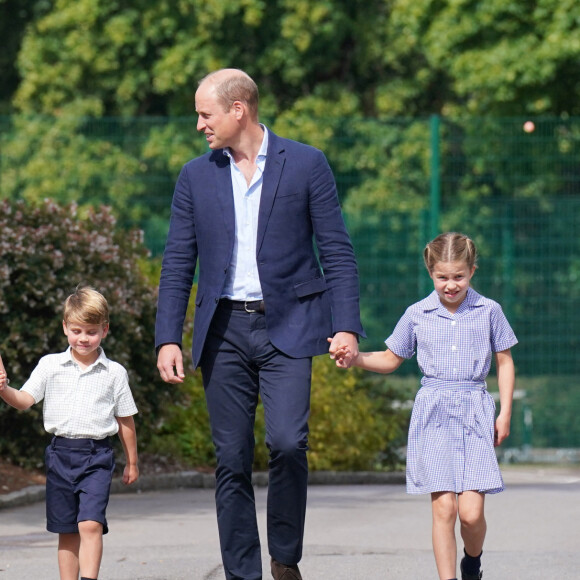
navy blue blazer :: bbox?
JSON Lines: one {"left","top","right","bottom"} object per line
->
{"left": 155, "top": 131, "right": 365, "bottom": 368}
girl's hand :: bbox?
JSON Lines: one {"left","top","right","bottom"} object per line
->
{"left": 0, "top": 371, "right": 7, "bottom": 391}
{"left": 335, "top": 346, "right": 353, "bottom": 368}
{"left": 494, "top": 413, "right": 511, "bottom": 446}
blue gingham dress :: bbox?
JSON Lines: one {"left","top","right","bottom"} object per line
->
{"left": 386, "top": 288, "right": 518, "bottom": 495}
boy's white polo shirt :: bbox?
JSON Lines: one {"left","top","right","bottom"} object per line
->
{"left": 21, "top": 347, "right": 137, "bottom": 439}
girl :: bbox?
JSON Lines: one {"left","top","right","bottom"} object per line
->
{"left": 332, "top": 232, "right": 517, "bottom": 580}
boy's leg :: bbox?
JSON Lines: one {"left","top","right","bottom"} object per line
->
{"left": 58, "top": 532, "right": 80, "bottom": 580}
{"left": 431, "top": 491, "right": 458, "bottom": 580}
{"left": 78, "top": 520, "right": 104, "bottom": 579}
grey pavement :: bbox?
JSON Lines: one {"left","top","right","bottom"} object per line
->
{"left": 0, "top": 466, "right": 579, "bottom": 579}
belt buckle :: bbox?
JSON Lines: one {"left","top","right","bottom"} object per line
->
{"left": 244, "top": 300, "right": 261, "bottom": 313}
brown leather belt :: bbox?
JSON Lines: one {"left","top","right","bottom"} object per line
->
{"left": 219, "top": 299, "right": 265, "bottom": 314}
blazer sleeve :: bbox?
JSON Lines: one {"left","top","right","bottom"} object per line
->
{"left": 308, "top": 148, "right": 365, "bottom": 338}
{"left": 155, "top": 164, "right": 198, "bottom": 349}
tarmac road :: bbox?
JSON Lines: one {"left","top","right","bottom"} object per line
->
{"left": 0, "top": 466, "right": 579, "bottom": 579}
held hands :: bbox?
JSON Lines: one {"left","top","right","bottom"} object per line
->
{"left": 330, "top": 344, "right": 352, "bottom": 368}
{"left": 328, "top": 332, "right": 359, "bottom": 369}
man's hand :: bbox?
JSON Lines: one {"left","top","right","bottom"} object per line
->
{"left": 157, "top": 343, "right": 186, "bottom": 383}
{"left": 328, "top": 332, "right": 359, "bottom": 368}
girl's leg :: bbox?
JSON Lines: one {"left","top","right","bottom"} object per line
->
{"left": 431, "top": 491, "right": 458, "bottom": 580}
{"left": 58, "top": 533, "right": 80, "bottom": 580}
{"left": 457, "top": 491, "right": 486, "bottom": 557}
{"left": 78, "top": 520, "right": 104, "bottom": 579}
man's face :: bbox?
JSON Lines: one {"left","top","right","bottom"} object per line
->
{"left": 195, "top": 82, "right": 238, "bottom": 150}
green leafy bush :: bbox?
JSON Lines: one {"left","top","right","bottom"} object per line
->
{"left": 0, "top": 198, "right": 167, "bottom": 465}
{"left": 306, "top": 356, "right": 410, "bottom": 471}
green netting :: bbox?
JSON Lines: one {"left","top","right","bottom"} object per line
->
{"left": 1, "top": 114, "right": 579, "bottom": 450}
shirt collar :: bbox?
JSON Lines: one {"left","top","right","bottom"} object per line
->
{"left": 423, "top": 287, "right": 485, "bottom": 314}
{"left": 223, "top": 124, "right": 269, "bottom": 162}
{"left": 62, "top": 346, "right": 109, "bottom": 370}
{"left": 462, "top": 287, "right": 485, "bottom": 307}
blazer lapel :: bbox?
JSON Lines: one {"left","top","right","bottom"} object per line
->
{"left": 257, "top": 135, "right": 285, "bottom": 253}
{"left": 211, "top": 150, "right": 235, "bottom": 244}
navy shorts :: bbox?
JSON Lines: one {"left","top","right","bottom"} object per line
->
{"left": 45, "top": 437, "right": 115, "bottom": 535}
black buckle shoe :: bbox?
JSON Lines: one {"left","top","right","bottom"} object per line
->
{"left": 460, "top": 556, "right": 483, "bottom": 580}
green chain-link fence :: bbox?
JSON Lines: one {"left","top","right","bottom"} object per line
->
{"left": 1, "top": 114, "right": 579, "bottom": 455}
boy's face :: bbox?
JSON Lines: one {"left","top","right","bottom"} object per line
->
{"left": 63, "top": 319, "right": 109, "bottom": 364}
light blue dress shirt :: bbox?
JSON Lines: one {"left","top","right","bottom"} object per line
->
{"left": 221, "top": 125, "right": 269, "bottom": 301}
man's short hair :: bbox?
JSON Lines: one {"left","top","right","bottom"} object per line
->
{"left": 201, "top": 68, "right": 259, "bottom": 119}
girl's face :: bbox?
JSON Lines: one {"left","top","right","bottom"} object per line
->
{"left": 429, "top": 260, "right": 475, "bottom": 313}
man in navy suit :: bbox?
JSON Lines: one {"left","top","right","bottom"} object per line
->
{"left": 155, "top": 68, "right": 364, "bottom": 580}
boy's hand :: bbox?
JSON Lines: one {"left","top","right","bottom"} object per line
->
{"left": 122, "top": 464, "right": 139, "bottom": 485}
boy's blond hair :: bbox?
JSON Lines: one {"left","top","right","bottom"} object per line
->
{"left": 63, "top": 286, "right": 109, "bottom": 326}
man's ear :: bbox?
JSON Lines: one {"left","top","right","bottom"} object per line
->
{"left": 231, "top": 100, "right": 245, "bottom": 120}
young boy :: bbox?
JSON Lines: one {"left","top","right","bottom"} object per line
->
{"left": 0, "top": 286, "right": 139, "bottom": 580}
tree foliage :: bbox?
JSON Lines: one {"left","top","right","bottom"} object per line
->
{"left": 8, "top": 0, "right": 580, "bottom": 119}
{"left": 3, "top": 0, "right": 579, "bottom": 233}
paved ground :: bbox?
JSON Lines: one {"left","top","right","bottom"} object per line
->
{"left": 0, "top": 466, "right": 579, "bottom": 579}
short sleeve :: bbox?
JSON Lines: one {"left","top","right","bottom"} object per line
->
{"left": 112, "top": 365, "right": 138, "bottom": 417}
{"left": 490, "top": 303, "right": 518, "bottom": 353}
{"left": 20, "top": 357, "right": 49, "bottom": 404}
{"left": 385, "top": 309, "right": 416, "bottom": 359}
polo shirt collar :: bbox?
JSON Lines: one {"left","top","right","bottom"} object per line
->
{"left": 423, "top": 287, "right": 485, "bottom": 315}
{"left": 62, "top": 346, "right": 109, "bottom": 370}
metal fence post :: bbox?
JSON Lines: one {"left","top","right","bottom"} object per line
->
{"left": 429, "top": 114, "right": 441, "bottom": 239}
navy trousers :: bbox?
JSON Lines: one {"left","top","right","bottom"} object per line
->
{"left": 200, "top": 304, "right": 312, "bottom": 580}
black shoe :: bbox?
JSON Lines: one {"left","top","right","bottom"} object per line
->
{"left": 460, "top": 556, "right": 483, "bottom": 580}
{"left": 271, "top": 557, "right": 303, "bottom": 580}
